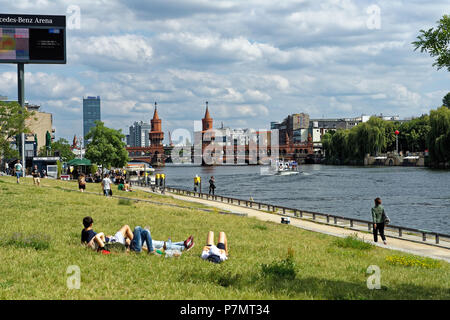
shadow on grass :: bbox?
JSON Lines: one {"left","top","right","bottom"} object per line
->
{"left": 254, "top": 275, "right": 450, "bottom": 299}
{"left": 177, "top": 262, "right": 449, "bottom": 299}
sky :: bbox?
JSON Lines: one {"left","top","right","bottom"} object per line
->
{"left": 0, "top": 0, "right": 449, "bottom": 145}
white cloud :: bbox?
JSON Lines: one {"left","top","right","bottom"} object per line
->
{"left": 69, "top": 34, "right": 153, "bottom": 69}
{"left": 0, "top": 0, "right": 448, "bottom": 142}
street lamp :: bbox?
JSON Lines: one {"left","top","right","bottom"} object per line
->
{"left": 395, "top": 130, "right": 400, "bottom": 155}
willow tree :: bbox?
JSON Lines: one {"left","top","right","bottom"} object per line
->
{"left": 428, "top": 106, "right": 450, "bottom": 165}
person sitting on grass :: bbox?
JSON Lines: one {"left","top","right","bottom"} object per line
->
{"left": 81, "top": 216, "right": 109, "bottom": 253}
{"left": 201, "top": 231, "right": 228, "bottom": 263}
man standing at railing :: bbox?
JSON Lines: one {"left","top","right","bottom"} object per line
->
{"left": 209, "top": 176, "right": 216, "bottom": 196}
{"left": 372, "top": 197, "right": 387, "bottom": 245}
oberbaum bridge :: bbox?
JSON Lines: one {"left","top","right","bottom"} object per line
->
{"left": 126, "top": 102, "right": 314, "bottom": 167}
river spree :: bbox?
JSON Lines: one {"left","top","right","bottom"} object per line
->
{"left": 154, "top": 165, "right": 450, "bottom": 234}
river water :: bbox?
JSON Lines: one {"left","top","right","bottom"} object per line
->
{"left": 154, "top": 165, "right": 450, "bottom": 234}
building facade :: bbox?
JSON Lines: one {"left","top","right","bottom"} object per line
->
{"left": 271, "top": 113, "right": 310, "bottom": 145}
{"left": 127, "top": 121, "right": 151, "bottom": 147}
{"left": 25, "top": 103, "right": 54, "bottom": 155}
{"left": 83, "top": 96, "right": 101, "bottom": 140}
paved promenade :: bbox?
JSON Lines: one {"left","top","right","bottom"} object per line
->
{"left": 158, "top": 189, "right": 450, "bottom": 263}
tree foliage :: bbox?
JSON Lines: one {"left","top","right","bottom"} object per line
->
{"left": 443, "top": 92, "right": 450, "bottom": 108}
{"left": 428, "top": 106, "right": 450, "bottom": 165}
{"left": 38, "top": 138, "right": 76, "bottom": 162}
{"left": 413, "top": 14, "right": 450, "bottom": 71}
{"left": 0, "top": 101, "right": 33, "bottom": 160}
{"left": 397, "top": 115, "right": 430, "bottom": 153}
{"left": 322, "top": 115, "right": 432, "bottom": 164}
{"left": 85, "top": 121, "right": 129, "bottom": 171}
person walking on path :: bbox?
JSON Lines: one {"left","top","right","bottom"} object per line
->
{"left": 31, "top": 165, "right": 41, "bottom": 187}
{"left": 372, "top": 197, "right": 387, "bottom": 245}
{"left": 208, "top": 176, "right": 216, "bottom": 195}
{"left": 78, "top": 173, "right": 86, "bottom": 192}
{"left": 102, "top": 174, "right": 112, "bottom": 197}
{"left": 14, "top": 160, "right": 22, "bottom": 184}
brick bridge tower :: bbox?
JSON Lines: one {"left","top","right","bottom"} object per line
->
{"left": 201, "top": 101, "right": 215, "bottom": 165}
{"left": 149, "top": 102, "right": 164, "bottom": 165}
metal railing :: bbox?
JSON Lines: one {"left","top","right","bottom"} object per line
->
{"left": 164, "top": 186, "right": 450, "bottom": 247}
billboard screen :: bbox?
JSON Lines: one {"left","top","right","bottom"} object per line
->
{"left": 0, "top": 14, "right": 66, "bottom": 64}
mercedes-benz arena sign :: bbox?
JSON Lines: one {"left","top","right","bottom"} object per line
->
{"left": 0, "top": 13, "right": 66, "bottom": 64}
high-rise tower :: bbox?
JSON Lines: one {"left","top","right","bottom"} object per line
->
{"left": 83, "top": 96, "right": 101, "bottom": 140}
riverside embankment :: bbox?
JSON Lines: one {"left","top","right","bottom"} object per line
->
{"left": 136, "top": 186, "right": 450, "bottom": 263}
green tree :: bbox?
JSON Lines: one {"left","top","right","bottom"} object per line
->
{"left": 330, "top": 129, "right": 349, "bottom": 162}
{"left": 56, "top": 160, "right": 62, "bottom": 179}
{"left": 443, "top": 92, "right": 450, "bottom": 108}
{"left": 39, "top": 138, "right": 76, "bottom": 162}
{"left": 321, "top": 132, "right": 333, "bottom": 158}
{"left": 398, "top": 115, "right": 430, "bottom": 153}
{"left": 0, "top": 101, "right": 33, "bottom": 160}
{"left": 89, "top": 164, "right": 98, "bottom": 175}
{"left": 413, "top": 14, "right": 450, "bottom": 71}
{"left": 428, "top": 106, "right": 450, "bottom": 165}
{"left": 85, "top": 121, "right": 129, "bottom": 173}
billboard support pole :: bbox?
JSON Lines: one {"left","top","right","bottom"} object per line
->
{"left": 18, "top": 62, "right": 26, "bottom": 177}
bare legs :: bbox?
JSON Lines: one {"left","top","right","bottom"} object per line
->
{"left": 106, "top": 225, "right": 134, "bottom": 246}
{"left": 218, "top": 231, "right": 228, "bottom": 255}
{"left": 206, "top": 231, "right": 214, "bottom": 246}
{"left": 93, "top": 232, "right": 106, "bottom": 248}
{"left": 204, "top": 231, "right": 228, "bottom": 255}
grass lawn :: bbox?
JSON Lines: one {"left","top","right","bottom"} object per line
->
{"left": 0, "top": 175, "right": 449, "bottom": 299}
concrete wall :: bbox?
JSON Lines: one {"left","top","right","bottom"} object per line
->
{"left": 364, "top": 153, "right": 425, "bottom": 167}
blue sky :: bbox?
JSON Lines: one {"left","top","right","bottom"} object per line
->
{"left": 0, "top": 0, "right": 449, "bottom": 144}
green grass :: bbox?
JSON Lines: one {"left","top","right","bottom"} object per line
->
{"left": 333, "top": 234, "right": 374, "bottom": 250}
{"left": 0, "top": 175, "right": 449, "bottom": 299}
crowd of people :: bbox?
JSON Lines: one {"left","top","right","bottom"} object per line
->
{"left": 74, "top": 169, "right": 133, "bottom": 195}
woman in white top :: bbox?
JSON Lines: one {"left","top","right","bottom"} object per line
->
{"left": 201, "top": 231, "right": 228, "bottom": 263}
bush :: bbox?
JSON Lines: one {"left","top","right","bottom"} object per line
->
{"left": 261, "top": 248, "right": 297, "bottom": 280}
{"left": 333, "top": 234, "right": 374, "bottom": 250}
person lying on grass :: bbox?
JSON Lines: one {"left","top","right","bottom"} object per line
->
{"left": 201, "top": 231, "right": 228, "bottom": 263}
{"left": 80, "top": 217, "right": 194, "bottom": 255}
{"left": 125, "top": 226, "right": 194, "bottom": 255}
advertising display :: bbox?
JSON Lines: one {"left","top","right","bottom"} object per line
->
{"left": 0, "top": 14, "right": 66, "bottom": 63}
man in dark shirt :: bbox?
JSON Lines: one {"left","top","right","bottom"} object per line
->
{"left": 31, "top": 165, "right": 40, "bottom": 187}
{"left": 81, "top": 216, "right": 107, "bottom": 251}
